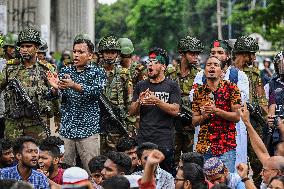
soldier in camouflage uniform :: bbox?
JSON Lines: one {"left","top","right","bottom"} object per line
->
{"left": 233, "top": 36, "right": 267, "bottom": 187}
{"left": 0, "top": 28, "right": 54, "bottom": 140}
{"left": 166, "top": 36, "right": 204, "bottom": 163}
{"left": 37, "top": 38, "right": 60, "bottom": 135}
{"left": 118, "top": 38, "right": 147, "bottom": 85}
{"left": 2, "top": 33, "right": 18, "bottom": 62}
{"left": 98, "top": 36, "right": 133, "bottom": 150}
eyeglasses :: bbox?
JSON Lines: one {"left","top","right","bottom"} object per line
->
{"left": 147, "top": 59, "right": 160, "bottom": 64}
{"left": 261, "top": 168, "right": 279, "bottom": 174}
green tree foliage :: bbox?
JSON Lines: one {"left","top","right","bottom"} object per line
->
{"left": 231, "top": 0, "right": 284, "bottom": 49}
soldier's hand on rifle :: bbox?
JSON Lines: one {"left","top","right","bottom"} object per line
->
{"left": 47, "top": 71, "right": 59, "bottom": 89}
{"left": 238, "top": 103, "right": 250, "bottom": 125}
{"left": 58, "top": 74, "right": 75, "bottom": 89}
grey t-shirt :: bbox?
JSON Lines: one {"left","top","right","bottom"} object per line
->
{"left": 132, "top": 78, "right": 181, "bottom": 148}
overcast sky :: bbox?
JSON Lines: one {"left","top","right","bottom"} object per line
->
{"left": 98, "top": 0, "right": 117, "bottom": 5}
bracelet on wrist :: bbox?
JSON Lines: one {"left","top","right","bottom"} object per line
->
{"left": 241, "top": 177, "right": 250, "bottom": 182}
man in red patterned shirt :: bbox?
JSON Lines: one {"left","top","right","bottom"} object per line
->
{"left": 192, "top": 56, "right": 241, "bottom": 172}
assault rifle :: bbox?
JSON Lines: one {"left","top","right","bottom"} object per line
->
{"left": 7, "top": 78, "right": 51, "bottom": 136}
{"left": 99, "top": 93, "right": 128, "bottom": 137}
{"left": 246, "top": 102, "right": 267, "bottom": 129}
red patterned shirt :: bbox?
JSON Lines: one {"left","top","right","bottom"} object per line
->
{"left": 192, "top": 80, "right": 241, "bottom": 155}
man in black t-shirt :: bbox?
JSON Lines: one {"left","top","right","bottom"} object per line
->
{"left": 129, "top": 47, "right": 181, "bottom": 174}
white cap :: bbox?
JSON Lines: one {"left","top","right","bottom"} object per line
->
{"left": 63, "top": 167, "right": 89, "bottom": 184}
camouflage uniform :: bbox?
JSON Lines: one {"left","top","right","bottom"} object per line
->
{"left": 166, "top": 36, "right": 204, "bottom": 162}
{"left": 0, "top": 28, "right": 53, "bottom": 140}
{"left": 98, "top": 36, "right": 133, "bottom": 151}
{"left": 37, "top": 38, "right": 60, "bottom": 134}
{"left": 234, "top": 36, "right": 267, "bottom": 187}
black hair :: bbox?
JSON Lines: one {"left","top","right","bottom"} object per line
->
{"left": 13, "top": 136, "right": 37, "bottom": 154}
{"left": 39, "top": 136, "right": 64, "bottom": 158}
{"left": 101, "top": 175, "right": 130, "bottom": 189}
{"left": 73, "top": 39, "right": 94, "bottom": 53}
{"left": 183, "top": 163, "right": 208, "bottom": 189}
{"left": 11, "top": 181, "right": 33, "bottom": 189}
{"left": 181, "top": 152, "right": 205, "bottom": 168}
{"left": 0, "top": 139, "right": 13, "bottom": 152}
{"left": 88, "top": 155, "right": 108, "bottom": 174}
{"left": 116, "top": 137, "right": 138, "bottom": 152}
{"left": 211, "top": 183, "right": 231, "bottom": 189}
{"left": 105, "top": 151, "right": 132, "bottom": 174}
{"left": 0, "top": 179, "right": 17, "bottom": 189}
{"left": 136, "top": 142, "right": 158, "bottom": 160}
{"left": 269, "top": 176, "right": 284, "bottom": 186}
{"left": 205, "top": 55, "right": 222, "bottom": 64}
{"left": 149, "top": 47, "right": 169, "bottom": 66}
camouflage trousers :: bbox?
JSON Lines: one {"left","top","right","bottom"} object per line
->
{"left": 175, "top": 131, "right": 194, "bottom": 163}
{"left": 5, "top": 117, "right": 49, "bottom": 141}
{"left": 248, "top": 121, "right": 263, "bottom": 188}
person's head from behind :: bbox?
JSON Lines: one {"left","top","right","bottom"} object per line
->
{"left": 13, "top": 136, "right": 38, "bottom": 169}
{"left": 136, "top": 142, "right": 159, "bottom": 168}
{"left": 203, "top": 157, "right": 228, "bottom": 185}
{"left": 38, "top": 136, "right": 64, "bottom": 175}
{"left": 204, "top": 56, "right": 223, "bottom": 81}
{"left": 268, "top": 176, "right": 284, "bottom": 189}
{"left": 11, "top": 181, "right": 33, "bottom": 189}
{"left": 175, "top": 162, "right": 207, "bottom": 189}
{"left": 101, "top": 151, "right": 132, "bottom": 180}
{"left": 179, "top": 152, "right": 204, "bottom": 168}
{"left": 0, "top": 139, "right": 14, "bottom": 167}
{"left": 88, "top": 155, "right": 107, "bottom": 185}
{"left": 0, "top": 179, "right": 17, "bottom": 189}
{"left": 116, "top": 137, "right": 138, "bottom": 170}
{"left": 101, "top": 175, "right": 130, "bottom": 189}
{"left": 261, "top": 156, "right": 284, "bottom": 185}
{"left": 73, "top": 36, "right": 94, "bottom": 70}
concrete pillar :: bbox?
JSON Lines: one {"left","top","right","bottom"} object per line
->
{"left": 37, "top": 0, "right": 50, "bottom": 49}
{"left": 0, "top": 0, "right": 7, "bottom": 34}
{"left": 85, "top": 0, "right": 95, "bottom": 43}
{"left": 56, "top": 0, "right": 95, "bottom": 51}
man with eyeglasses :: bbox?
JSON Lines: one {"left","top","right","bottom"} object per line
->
{"left": 239, "top": 103, "right": 284, "bottom": 189}
{"left": 129, "top": 47, "right": 181, "bottom": 174}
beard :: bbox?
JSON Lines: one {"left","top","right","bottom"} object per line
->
{"left": 104, "top": 59, "right": 116, "bottom": 64}
{"left": 22, "top": 160, "right": 37, "bottom": 169}
{"left": 48, "top": 163, "right": 55, "bottom": 175}
{"left": 21, "top": 54, "right": 32, "bottom": 60}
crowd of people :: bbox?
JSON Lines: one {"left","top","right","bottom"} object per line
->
{"left": 0, "top": 26, "right": 283, "bottom": 189}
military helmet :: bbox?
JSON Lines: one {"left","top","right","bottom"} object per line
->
{"left": 149, "top": 47, "right": 169, "bottom": 66}
{"left": 74, "top": 33, "right": 92, "bottom": 42}
{"left": 273, "top": 51, "right": 284, "bottom": 75}
{"left": 118, "top": 38, "right": 134, "bottom": 55}
{"left": 98, "top": 36, "right": 120, "bottom": 52}
{"left": 38, "top": 38, "right": 48, "bottom": 53}
{"left": 233, "top": 36, "right": 259, "bottom": 53}
{"left": 177, "top": 36, "right": 204, "bottom": 53}
{"left": 0, "top": 34, "right": 3, "bottom": 48}
{"left": 3, "top": 33, "right": 18, "bottom": 47}
{"left": 17, "top": 28, "right": 41, "bottom": 46}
